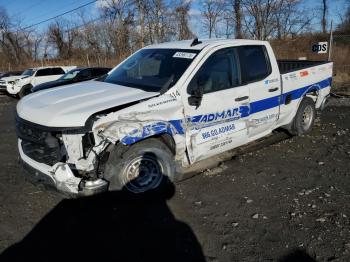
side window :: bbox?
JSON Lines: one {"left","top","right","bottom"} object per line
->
{"left": 35, "top": 68, "right": 51, "bottom": 77}
{"left": 77, "top": 69, "right": 91, "bottom": 79}
{"left": 188, "top": 48, "right": 240, "bottom": 94}
{"left": 51, "top": 67, "right": 65, "bottom": 75}
{"left": 92, "top": 68, "right": 109, "bottom": 77}
{"left": 238, "top": 45, "right": 271, "bottom": 83}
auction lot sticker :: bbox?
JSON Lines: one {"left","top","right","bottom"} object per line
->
{"left": 173, "top": 52, "right": 197, "bottom": 59}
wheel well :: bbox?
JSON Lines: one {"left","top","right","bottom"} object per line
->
{"left": 114, "top": 133, "right": 176, "bottom": 156}
{"left": 155, "top": 133, "right": 176, "bottom": 156}
{"left": 22, "top": 84, "right": 33, "bottom": 89}
{"left": 305, "top": 88, "right": 318, "bottom": 101}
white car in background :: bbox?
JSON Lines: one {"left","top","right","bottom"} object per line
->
{"left": 3, "top": 66, "right": 76, "bottom": 98}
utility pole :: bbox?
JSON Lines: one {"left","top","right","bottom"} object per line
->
{"left": 328, "top": 19, "right": 333, "bottom": 61}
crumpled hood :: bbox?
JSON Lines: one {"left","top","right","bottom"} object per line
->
{"left": 17, "top": 80, "right": 159, "bottom": 127}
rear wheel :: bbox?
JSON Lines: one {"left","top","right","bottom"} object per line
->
{"left": 290, "top": 97, "right": 316, "bottom": 135}
{"left": 104, "top": 138, "right": 175, "bottom": 194}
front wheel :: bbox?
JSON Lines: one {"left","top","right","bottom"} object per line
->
{"left": 19, "top": 84, "right": 32, "bottom": 98}
{"left": 104, "top": 138, "right": 176, "bottom": 194}
{"left": 290, "top": 97, "right": 316, "bottom": 135}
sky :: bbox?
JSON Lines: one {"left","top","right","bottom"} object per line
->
{"left": 0, "top": 0, "right": 348, "bottom": 37}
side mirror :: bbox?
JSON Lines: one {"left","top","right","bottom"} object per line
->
{"left": 188, "top": 76, "right": 205, "bottom": 108}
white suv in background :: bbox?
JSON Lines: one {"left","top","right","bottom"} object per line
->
{"left": 5, "top": 66, "right": 76, "bottom": 98}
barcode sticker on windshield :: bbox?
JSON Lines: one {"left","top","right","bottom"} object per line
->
{"left": 173, "top": 52, "right": 197, "bottom": 59}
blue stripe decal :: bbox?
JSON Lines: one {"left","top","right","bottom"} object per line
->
{"left": 250, "top": 96, "right": 280, "bottom": 114}
{"left": 121, "top": 77, "right": 331, "bottom": 145}
{"left": 251, "top": 77, "right": 331, "bottom": 114}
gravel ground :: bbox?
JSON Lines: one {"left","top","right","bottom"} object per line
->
{"left": 0, "top": 96, "right": 349, "bottom": 261}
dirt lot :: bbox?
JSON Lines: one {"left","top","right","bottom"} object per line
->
{"left": 0, "top": 95, "right": 349, "bottom": 261}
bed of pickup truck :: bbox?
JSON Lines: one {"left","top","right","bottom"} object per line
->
{"left": 15, "top": 38, "right": 333, "bottom": 195}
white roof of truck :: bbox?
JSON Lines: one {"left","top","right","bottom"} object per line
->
{"left": 145, "top": 39, "right": 268, "bottom": 50}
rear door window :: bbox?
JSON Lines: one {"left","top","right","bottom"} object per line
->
{"left": 238, "top": 45, "right": 271, "bottom": 83}
{"left": 77, "top": 69, "right": 92, "bottom": 79}
{"left": 51, "top": 67, "right": 65, "bottom": 75}
{"left": 92, "top": 68, "right": 109, "bottom": 77}
{"left": 35, "top": 68, "right": 51, "bottom": 77}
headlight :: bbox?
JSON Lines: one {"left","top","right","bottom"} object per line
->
{"left": 8, "top": 81, "right": 14, "bottom": 84}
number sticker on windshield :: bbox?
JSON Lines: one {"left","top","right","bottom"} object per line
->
{"left": 173, "top": 52, "right": 197, "bottom": 59}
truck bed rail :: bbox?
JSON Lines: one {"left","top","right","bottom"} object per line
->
{"left": 278, "top": 60, "right": 329, "bottom": 74}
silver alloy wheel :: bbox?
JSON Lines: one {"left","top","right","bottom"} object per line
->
{"left": 122, "top": 155, "right": 163, "bottom": 193}
{"left": 302, "top": 105, "right": 314, "bottom": 130}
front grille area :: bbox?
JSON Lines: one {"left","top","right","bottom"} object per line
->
{"left": 16, "top": 117, "right": 62, "bottom": 166}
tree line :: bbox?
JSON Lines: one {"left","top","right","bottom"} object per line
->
{"left": 0, "top": 0, "right": 349, "bottom": 70}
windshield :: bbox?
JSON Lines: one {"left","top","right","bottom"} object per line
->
{"left": 104, "top": 48, "right": 200, "bottom": 92}
{"left": 60, "top": 68, "right": 82, "bottom": 80}
{"left": 21, "top": 69, "right": 34, "bottom": 76}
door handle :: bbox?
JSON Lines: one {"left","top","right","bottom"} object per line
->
{"left": 268, "top": 87, "right": 279, "bottom": 92}
{"left": 235, "top": 96, "right": 249, "bottom": 102}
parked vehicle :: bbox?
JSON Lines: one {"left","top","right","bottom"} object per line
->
{"left": 5, "top": 66, "right": 76, "bottom": 97}
{"left": 16, "top": 39, "right": 332, "bottom": 196}
{"left": 0, "top": 71, "right": 23, "bottom": 93}
{"left": 0, "top": 71, "right": 23, "bottom": 79}
{"left": 31, "top": 67, "right": 111, "bottom": 93}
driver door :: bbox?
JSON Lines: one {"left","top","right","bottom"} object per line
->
{"left": 183, "top": 47, "right": 250, "bottom": 163}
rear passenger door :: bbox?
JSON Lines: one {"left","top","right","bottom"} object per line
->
{"left": 184, "top": 47, "right": 250, "bottom": 163}
{"left": 238, "top": 45, "right": 281, "bottom": 139}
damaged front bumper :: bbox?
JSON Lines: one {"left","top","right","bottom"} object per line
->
{"left": 18, "top": 140, "right": 108, "bottom": 196}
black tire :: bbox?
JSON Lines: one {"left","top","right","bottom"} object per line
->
{"left": 104, "top": 138, "right": 176, "bottom": 194}
{"left": 290, "top": 97, "right": 316, "bottom": 135}
{"left": 19, "top": 84, "right": 32, "bottom": 98}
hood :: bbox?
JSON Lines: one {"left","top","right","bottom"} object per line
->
{"left": 0, "top": 75, "right": 26, "bottom": 82}
{"left": 17, "top": 80, "right": 159, "bottom": 127}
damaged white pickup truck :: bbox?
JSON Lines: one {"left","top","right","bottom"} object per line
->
{"left": 16, "top": 39, "right": 333, "bottom": 196}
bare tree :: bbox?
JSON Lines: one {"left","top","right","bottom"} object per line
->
{"left": 99, "top": 0, "right": 134, "bottom": 58}
{"left": 134, "top": 0, "right": 146, "bottom": 47}
{"left": 242, "top": 0, "right": 278, "bottom": 40}
{"left": 0, "top": 7, "right": 33, "bottom": 66}
{"left": 337, "top": 4, "right": 350, "bottom": 33}
{"left": 322, "top": 0, "right": 327, "bottom": 34}
{"left": 233, "top": 0, "right": 243, "bottom": 38}
{"left": 174, "top": 1, "right": 194, "bottom": 40}
{"left": 274, "top": 0, "right": 313, "bottom": 39}
{"left": 200, "top": 0, "right": 225, "bottom": 38}
{"left": 47, "top": 20, "right": 79, "bottom": 59}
